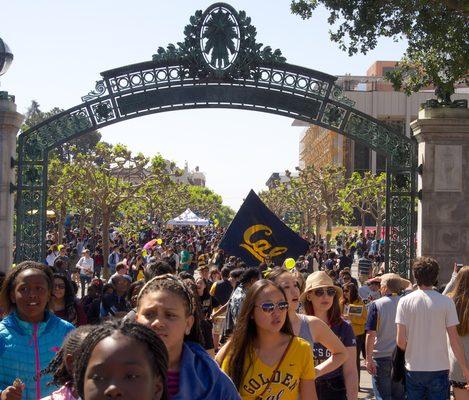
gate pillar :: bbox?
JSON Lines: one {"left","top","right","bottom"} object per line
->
{"left": 0, "top": 94, "right": 24, "bottom": 272}
{"left": 412, "top": 106, "right": 469, "bottom": 282}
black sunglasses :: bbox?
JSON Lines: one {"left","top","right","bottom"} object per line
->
{"left": 255, "top": 301, "right": 289, "bottom": 313}
{"left": 313, "top": 287, "right": 336, "bottom": 297}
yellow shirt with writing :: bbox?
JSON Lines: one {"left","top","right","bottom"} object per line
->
{"left": 221, "top": 336, "right": 315, "bottom": 400}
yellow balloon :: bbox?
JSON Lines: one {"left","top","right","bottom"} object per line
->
{"left": 156, "top": 238, "right": 163, "bottom": 245}
{"left": 285, "top": 258, "right": 295, "bottom": 270}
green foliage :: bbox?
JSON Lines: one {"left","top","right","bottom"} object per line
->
{"left": 339, "top": 171, "right": 386, "bottom": 238}
{"left": 290, "top": 0, "right": 469, "bottom": 102}
{"left": 23, "top": 101, "right": 102, "bottom": 161}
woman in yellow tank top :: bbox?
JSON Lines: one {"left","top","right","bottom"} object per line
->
{"left": 216, "top": 279, "right": 317, "bottom": 400}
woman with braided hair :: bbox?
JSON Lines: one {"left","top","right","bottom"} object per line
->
{"left": 41, "top": 325, "right": 94, "bottom": 399}
{"left": 73, "top": 320, "right": 168, "bottom": 400}
{"left": 136, "top": 274, "right": 239, "bottom": 399}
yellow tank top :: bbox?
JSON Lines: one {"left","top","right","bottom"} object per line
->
{"left": 221, "top": 336, "right": 315, "bottom": 399}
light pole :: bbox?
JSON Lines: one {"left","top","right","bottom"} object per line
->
{"left": 0, "top": 37, "right": 24, "bottom": 272}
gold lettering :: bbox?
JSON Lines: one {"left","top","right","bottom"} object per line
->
{"left": 240, "top": 224, "right": 288, "bottom": 262}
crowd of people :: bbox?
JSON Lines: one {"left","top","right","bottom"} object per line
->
{"left": 0, "top": 225, "right": 468, "bottom": 400}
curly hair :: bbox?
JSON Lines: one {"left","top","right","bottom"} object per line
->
{"left": 52, "top": 273, "right": 78, "bottom": 324}
{"left": 73, "top": 320, "right": 168, "bottom": 400}
{"left": 137, "top": 274, "right": 203, "bottom": 344}
{"left": 0, "top": 261, "right": 53, "bottom": 314}
{"left": 41, "top": 324, "right": 94, "bottom": 386}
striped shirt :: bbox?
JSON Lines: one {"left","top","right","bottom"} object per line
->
{"left": 167, "top": 370, "right": 180, "bottom": 396}
{"left": 358, "top": 257, "right": 373, "bottom": 276}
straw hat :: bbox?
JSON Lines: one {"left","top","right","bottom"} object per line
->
{"left": 300, "top": 271, "right": 343, "bottom": 302}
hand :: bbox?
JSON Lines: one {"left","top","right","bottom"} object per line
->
{"left": 366, "top": 358, "right": 377, "bottom": 375}
{"left": 1, "top": 385, "right": 23, "bottom": 400}
{"left": 462, "top": 366, "right": 469, "bottom": 388}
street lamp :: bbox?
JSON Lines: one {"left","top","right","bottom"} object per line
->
{"left": 0, "top": 38, "right": 13, "bottom": 77}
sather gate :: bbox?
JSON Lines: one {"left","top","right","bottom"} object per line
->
{"left": 15, "top": 3, "right": 417, "bottom": 276}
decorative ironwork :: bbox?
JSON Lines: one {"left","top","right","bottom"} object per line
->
{"left": 15, "top": 2, "right": 417, "bottom": 276}
{"left": 81, "top": 80, "right": 107, "bottom": 102}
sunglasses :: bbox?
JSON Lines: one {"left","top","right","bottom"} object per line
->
{"left": 255, "top": 301, "right": 289, "bottom": 313}
{"left": 313, "top": 287, "right": 336, "bottom": 297}
{"left": 343, "top": 289, "right": 350, "bottom": 293}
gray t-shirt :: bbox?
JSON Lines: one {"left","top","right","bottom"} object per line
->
{"left": 366, "top": 294, "right": 401, "bottom": 358}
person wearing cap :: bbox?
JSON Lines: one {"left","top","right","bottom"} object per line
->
{"left": 302, "top": 271, "right": 358, "bottom": 399}
{"left": 365, "top": 273, "right": 408, "bottom": 400}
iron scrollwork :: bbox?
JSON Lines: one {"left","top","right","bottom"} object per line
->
{"left": 16, "top": 2, "right": 417, "bottom": 277}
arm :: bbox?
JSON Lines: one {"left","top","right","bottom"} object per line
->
{"left": 299, "top": 379, "right": 317, "bottom": 400}
{"left": 309, "top": 317, "right": 348, "bottom": 378}
{"left": 211, "top": 302, "right": 228, "bottom": 319}
{"left": 396, "top": 323, "right": 407, "bottom": 350}
{"left": 365, "top": 331, "right": 377, "bottom": 375}
{"left": 343, "top": 346, "right": 358, "bottom": 400}
{"left": 447, "top": 325, "right": 469, "bottom": 383}
{"left": 442, "top": 266, "right": 459, "bottom": 295}
{"left": 215, "top": 339, "right": 231, "bottom": 366}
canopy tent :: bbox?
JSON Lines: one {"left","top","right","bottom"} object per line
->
{"left": 167, "top": 208, "right": 209, "bottom": 226}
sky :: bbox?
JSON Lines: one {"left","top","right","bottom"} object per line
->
{"left": 1, "top": 0, "right": 408, "bottom": 210}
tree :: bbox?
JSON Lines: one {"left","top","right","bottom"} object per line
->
{"left": 290, "top": 0, "right": 469, "bottom": 103}
{"left": 339, "top": 171, "right": 387, "bottom": 239}
{"left": 73, "top": 143, "right": 149, "bottom": 277}
{"left": 307, "top": 165, "right": 347, "bottom": 247}
{"left": 187, "top": 186, "right": 223, "bottom": 220}
{"left": 23, "top": 101, "right": 102, "bottom": 162}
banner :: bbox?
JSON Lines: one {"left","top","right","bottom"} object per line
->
{"left": 219, "top": 190, "right": 309, "bottom": 267}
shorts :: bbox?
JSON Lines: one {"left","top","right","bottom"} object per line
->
{"left": 212, "top": 316, "right": 225, "bottom": 335}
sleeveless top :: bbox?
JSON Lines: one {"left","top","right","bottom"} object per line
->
{"left": 298, "top": 314, "right": 314, "bottom": 345}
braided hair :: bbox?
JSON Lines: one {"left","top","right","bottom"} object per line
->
{"left": 73, "top": 320, "right": 169, "bottom": 400}
{"left": 41, "top": 325, "right": 94, "bottom": 386}
{"left": 137, "top": 274, "right": 203, "bottom": 344}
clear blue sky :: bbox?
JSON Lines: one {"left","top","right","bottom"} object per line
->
{"left": 1, "top": 0, "right": 407, "bottom": 210}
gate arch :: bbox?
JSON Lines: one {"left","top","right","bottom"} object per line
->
{"left": 15, "top": 2, "right": 417, "bottom": 276}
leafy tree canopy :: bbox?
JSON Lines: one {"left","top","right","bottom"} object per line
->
{"left": 290, "top": 0, "right": 469, "bottom": 102}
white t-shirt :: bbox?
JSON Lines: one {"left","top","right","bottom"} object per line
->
{"left": 396, "top": 289, "right": 459, "bottom": 371}
{"left": 76, "top": 256, "right": 94, "bottom": 276}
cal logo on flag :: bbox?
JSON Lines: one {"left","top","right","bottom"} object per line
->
{"left": 219, "top": 190, "right": 309, "bottom": 267}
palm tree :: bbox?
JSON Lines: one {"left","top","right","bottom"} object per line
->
{"left": 202, "top": 8, "right": 237, "bottom": 69}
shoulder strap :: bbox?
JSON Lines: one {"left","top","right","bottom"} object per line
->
{"left": 256, "top": 336, "right": 294, "bottom": 399}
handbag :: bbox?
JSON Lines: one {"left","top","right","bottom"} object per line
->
{"left": 255, "top": 336, "right": 294, "bottom": 400}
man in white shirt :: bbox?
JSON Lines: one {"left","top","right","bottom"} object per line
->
{"left": 396, "top": 257, "right": 469, "bottom": 400}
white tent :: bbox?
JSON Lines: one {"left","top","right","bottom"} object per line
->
{"left": 167, "top": 208, "right": 209, "bottom": 226}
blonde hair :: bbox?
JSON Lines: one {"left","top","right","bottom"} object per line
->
{"left": 449, "top": 266, "right": 469, "bottom": 336}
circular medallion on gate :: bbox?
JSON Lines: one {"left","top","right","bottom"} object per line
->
{"left": 198, "top": 3, "right": 241, "bottom": 71}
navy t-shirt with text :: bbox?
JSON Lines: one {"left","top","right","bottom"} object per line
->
{"left": 314, "top": 318, "right": 356, "bottom": 381}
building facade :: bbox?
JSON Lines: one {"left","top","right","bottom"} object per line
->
{"left": 298, "top": 61, "right": 469, "bottom": 175}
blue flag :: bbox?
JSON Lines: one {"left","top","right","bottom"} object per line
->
{"left": 219, "top": 190, "right": 310, "bottom": 267}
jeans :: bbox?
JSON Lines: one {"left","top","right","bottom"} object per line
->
{"left": 315, "top": 375, "right": 347, "bottom": 400}
{"left": 372, "top": 357, "right": 405, "bottom": 400}
{"left": 80, "top": 274, "right": 92, "bottom": 298}
{"left": 405, "top": 369, "right": 450, "bottom": 400}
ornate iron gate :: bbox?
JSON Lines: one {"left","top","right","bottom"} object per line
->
{"left": 15, "top": 3, "right": 417, "bottom": 276}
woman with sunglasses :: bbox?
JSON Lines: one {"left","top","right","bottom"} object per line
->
{"left": 217, "top": 279, "right": 317, "bottom": 399}
{"left": 340, "top": 282, "right": 367, "bottom": 386}
{"left": 266, "top": 267, "right": 348, "bottom": 378}
{"left": 302, "top": 271, "right": 358, "bottom": 400}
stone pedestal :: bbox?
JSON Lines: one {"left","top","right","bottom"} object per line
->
{"left": 412, "top": 107, "right": 469, "bottom": 282}
{"left": 0, "top": 97, "right": 24, "bottom": 272}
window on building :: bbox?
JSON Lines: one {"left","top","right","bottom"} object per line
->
{"left": 354, "top": 142, "right": 371, "bottom": 172}
{"left": 376, "top": 153, "right": 386, "bottom": 173}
